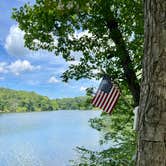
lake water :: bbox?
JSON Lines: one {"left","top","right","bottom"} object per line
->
{"left": 0, "top": 110, "right": 102, "bottom": 166}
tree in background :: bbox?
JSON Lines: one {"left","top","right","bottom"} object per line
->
{"left": 136, "top": 0, "right": 166, "bottom": 165}
{"left": 13, "top": 0, "right": 143, "bottom": 106}
{"left": 0, "top": 87, "right": 93, "bottom": 112}
{"left": 0, "top": 88, "right": 59, "bottom": 112}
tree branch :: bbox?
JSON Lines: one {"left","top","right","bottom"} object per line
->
{"left": 106, "top": 18, "right": 140, "bottom": 106}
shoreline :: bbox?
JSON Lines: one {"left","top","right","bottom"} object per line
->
{"left": 0, "top": 109, "right": 98, "bottom": 114}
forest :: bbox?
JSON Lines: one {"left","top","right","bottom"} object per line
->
{"left": 0, "top": 87, "right": 92, "bottom": 112}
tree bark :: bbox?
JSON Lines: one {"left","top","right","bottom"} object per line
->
{"left": 136, "top": 0, "right": 166, "bottom": 165}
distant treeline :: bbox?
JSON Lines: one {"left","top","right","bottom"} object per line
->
{"left": 0, "top": 87, "right": 93, "bottom": 112}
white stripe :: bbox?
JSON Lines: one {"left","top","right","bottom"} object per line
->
{"left": 104, "top": 88, "right": 117, "bottom": 112}
{"left": 101, "top": 86, "right": 115, "bottom": 109}
{"left": 107, "top": 91, "right": 120, "bottom": 113}
{"left": 92, "top": 90, "right": 101, "bottom": 105}
{"left": 98, "top": 93, "right": 107, "bottom": 108}
{"left": 95, "top": 91, "right": 104, "bottom": 107}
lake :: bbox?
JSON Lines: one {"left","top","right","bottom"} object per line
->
{"left": 0, "top": 110, "right": 102, "bottom": 166}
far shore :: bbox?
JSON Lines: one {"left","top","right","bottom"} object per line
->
{"left": 0, "top": 109, "right": 99, "bottom": 114}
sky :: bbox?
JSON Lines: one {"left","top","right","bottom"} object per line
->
{"left": 0, "top": 0, "right": 99, "bottom": 99}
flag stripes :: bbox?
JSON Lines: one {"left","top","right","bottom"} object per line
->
{"left": 106, "top": 90, "right": 120, "bottom": 113}
{"left": 92, "top": 77, "right": 120, "bottom": 114}
{"left": 101, "top": 87, "right": 115, "bottom": 110}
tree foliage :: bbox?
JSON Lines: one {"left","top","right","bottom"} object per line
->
{"left": 12, "top": 0, "right": 143, "bottom": 105}
{"left": 0, "top": 87, "right": 58, "bottom": 112}
{"left": 56, "top": 96, "right": 93, "bottom": 110}
{"left": 71, "top": 88, "right": 136, "bottom": 166}
{"left": 0, "top": 87, "right": 92, "bottom": 112}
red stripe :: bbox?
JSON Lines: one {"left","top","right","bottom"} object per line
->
{"left": 95, "top": 91, "right": 105, "bottom": 107}
{"left": 101, "top": 87, "right": 115, "bottom": 110}
{"left": 92, "top": 90, "right": 100, "bottom": 105}
{"left": 104, "top": 88, "right": 118, "bottom": 112}
{"left": 103, "top": 87, "right": 116, "bottom": 111}
{"left": 92, "top": 90, "right": 99, "bottom": 104}
{"left": 92, "top": 96, "right": 95, "bottom": 103}
{"left": 105, "top": 90, "right": 119, "bottom": 113}
{"left": 108, "top": 93, "right": 120, "bottom": 115}
{"left": 98, "top": 93, "right": 108, "bottom": 109}
{"left": 93, "top": 90, "right": 102, "bottom": 106}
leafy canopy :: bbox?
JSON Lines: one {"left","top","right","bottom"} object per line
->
{"left": 0, "top": 87, "right": 92, "bottom": 112}
{"left": 13, "top": 0, "right": 143, "bottom": 85}
{"left": 70, "top": 88, "right": 136, "bottom": 166}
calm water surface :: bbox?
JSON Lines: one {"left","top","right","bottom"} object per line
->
{"left": 0, "top": 110, "right": 102, "bottom": 166}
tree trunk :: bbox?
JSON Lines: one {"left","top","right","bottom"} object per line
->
{"left": 107, "top": 18, "right": 140, "bottom": 106}
{"left": 136, "top": 0, "right": 166, "bottom": 165}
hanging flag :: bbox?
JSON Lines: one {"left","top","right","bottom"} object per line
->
{"left": 92, "top": 76, "right": 121, "bottom": 114}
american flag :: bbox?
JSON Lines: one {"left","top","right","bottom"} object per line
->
{"left": 92, "top": 76, "right": 121, "bottom": 114}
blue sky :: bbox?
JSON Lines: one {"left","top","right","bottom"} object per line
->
{"left": 0, "top": 0, "right": 99, "bottom": 99}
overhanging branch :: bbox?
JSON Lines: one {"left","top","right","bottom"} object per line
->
{"left": 106, "top": 17, "right": 140, "bottom": 106}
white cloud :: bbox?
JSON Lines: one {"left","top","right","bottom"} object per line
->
{"left": 5, "top": 25, "right": 29, "bottom": 56}
{"left": 0, "top": 67, "right": 5, "bottom": 73}
{"left": 74, "top": 30, "right": 92, "bottom": 39}
{"left": 48, "top": 76, "right": 60, "bottom": 83}
{"left": 68, "top": 60, "right": 80, "bottom": 66}
{"left": 92, "top": 69, "right": 100, "bottom": 74}
{"left": 80, "top": 86, "right": 87, "bottom": 92}
{"left": 5, "top": 25, "right": 58, "bottom": 58}
{"left": 7, "top": 60, "right": 40, "bottom": 75}
{"left": 0, "top": 62, "right": 8, "bottom": 73}
{"left": 68, "top": 30, "right": 92, "bottom": 41}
